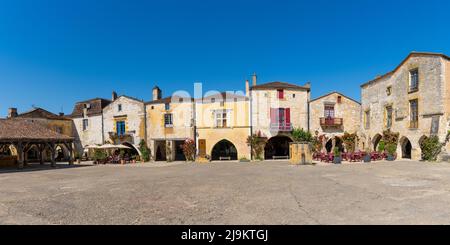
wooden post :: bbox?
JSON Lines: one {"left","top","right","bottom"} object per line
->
{"left": 39, "top": 144, "right": 45, "bottom": 165}
{"left": 66, "top": 142, "right": 74, "bottom": 165}
{"left": 16, "top": 142, "right": 24, "bottom": 169}
{"left": 50, "top": 143, "right": 56, "bottom": 167}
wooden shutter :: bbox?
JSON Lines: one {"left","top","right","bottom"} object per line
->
{"left": 285, "top": 108, "right": 291, "bottom": 124}
{"left": 270, "top": 108, "right": 276, "bottom": 123}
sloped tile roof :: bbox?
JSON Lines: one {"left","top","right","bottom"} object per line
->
{"left": 70, "top": 98, "right": 111, "bottom": 118}
{"left": 0, "top": 119, "right": 73, "bottom": 142}
{"left": 251, "top": 81, "right": 310, "bottom": 91}
{"left": 17, "top": 108, "right": 72, "bottom": 121}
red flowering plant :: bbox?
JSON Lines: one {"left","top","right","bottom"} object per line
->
{"left": 181, "top": 138, "right": 196, "bottom": 161}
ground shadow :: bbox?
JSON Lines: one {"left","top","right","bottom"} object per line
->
{"left": 0, "top": 162, "right": 94, "bottom": 174}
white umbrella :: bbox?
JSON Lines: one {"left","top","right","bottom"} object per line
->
{"left": 85, "top": 145, "right": 100, "bottom": 149}
{"left": 116, "top": 144, "right": 132, "bottom": 149}
{"left": 99, "top": 144, "right": 118, "bottom": 149}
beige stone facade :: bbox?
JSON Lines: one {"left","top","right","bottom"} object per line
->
{"left": 102, "top": 95, "right": 146, "bottom": 153}
{"left": 360, "top": 52, "right": 450, "bottom": 160}
{"left": 250, "top": 81, "right": 310, "bottom": 159}
{"left": 146, "top": 93, "right": 194, "bottom": 161}
{"left": 195, "top": 92, "right": 251, "bottom": 161}
{"left": 309, "top": 92, "right": 361, "bottom": 152}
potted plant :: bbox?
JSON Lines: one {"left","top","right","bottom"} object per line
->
{"left": 74, "top": 152, "right": 81, "bottom": 164}
{"left": 333, "top": 147, "right": 342, "bottom": 164}
{"left": 386, "top": 143, "right": 397, "bottom": 161}
{"left": 378, "top": 140, "right": 386, "bottom": 153}
{"left": 239, "top": 157, "right": 250, "bottom": 163}
{"left": 363, "top": 148, "right": 371, "bottom": 163}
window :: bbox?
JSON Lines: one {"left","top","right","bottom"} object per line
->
{"left": 337, "top": 96, "right": 342, "bottom": 103}
{"left": 410, "top": 99, "right": 419, "bottom": 128}
{"left": 116, "top": 121, "right": 126, "bottom": 136}
{"left": 211, "top": 98, "right": 216, "bottom": 103}
{"left": 293, "top": 94, "right": 296, "bottom": 98}
{"left": 214, "top": 111, "right": 228, "bottom": 128}
{"left": 364, "top": 110, "right": 370, "bottom": 129}
{"left": 118, "top": 104, "right": 122, "bottom": 112}
{"left": 270, "top": 108, "right": 291, "bottom": 130}
{"left": 385, "top": 106, "right": 393, "bottom": 128}
{"left": 165, "top": 103, "right": 170, "bottom": 111}
{"left": 409, "top": 69, "right": 419, "bottom": 92}
{"left": 164, "top": 114, "right": 173, "bottom": 127}
{"left": 277, "top": 89, "right": 284, "bottom": 99}
{"left": 82, "top": 119, "right": 89, "bottom": 131}
{"left": 324, "top": 105, "right": 335, "bottom": 118}
{"left": 386, "top": 86, "right": 392, "bottom": 96}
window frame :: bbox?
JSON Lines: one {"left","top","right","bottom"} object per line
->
{"left": 409, "top": 68, "right": 419, "bottom": 93}
{"left": 409, "top": 99, "right": 419, "bottom": 128}
{"left": 385, "top": 105, "right": 393, "bottom": 129}
{"left": 164, "top": 113, "right": 173, "bottom": 127}
{"left": 364, "top": 110, "right": 370, "bottom": 129}
{"left": 214, "top": 110, "right": 228, "bottom": 128}
{"left": 116, "top": 121, "right": 126, "bottom": 136}
{"left": 82, "top": 119, "right": 89, "bottom": 131}
{"left": 118, "top": 104, "right": 122, "bottom": 112}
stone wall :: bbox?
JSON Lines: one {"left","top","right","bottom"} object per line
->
{"left": 361, "top": 54, "right": 449, "bottom": 160}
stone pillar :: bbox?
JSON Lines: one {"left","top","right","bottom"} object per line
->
{"left": 39, "top": 144, "right": 45, "bottom": 165}
{"left": 67, "top": 143, "right": 74, "bottom": 165}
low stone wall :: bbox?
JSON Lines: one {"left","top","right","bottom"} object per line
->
{"left": 289, "top": 143, "right": 313, "bottom": 165}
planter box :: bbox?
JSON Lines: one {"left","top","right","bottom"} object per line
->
{"left": 386, "top": 155, "right": 395, "bottom": 161}
{"left": 333, "top": 157, "right": 342, "bottom": 164}
{"left": 289, "top": 143, "right": 313, "bottom": 165}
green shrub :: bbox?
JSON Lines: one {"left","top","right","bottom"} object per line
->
{"left": 378, "top": 140, "right": 385, "bottom": 152}
{"left": 386, "top": 143, "right": 397, "bottom": 156}
{"left": 247, "top": 131, "right": 267, "bottom": 160}
{"left": 291, "top": 128, "right": 313, "bottom": 143}
{"left": 93, "top": 149, "right": 107, "bottom": 161}
{"left": 139, "top": 140, "right": 151, "bottom": 162}
{"left": 333, "top": 147, "right": 341, "bottom": 157}
{"left": 420, "top": 136, "right": 442, "bottom": 161}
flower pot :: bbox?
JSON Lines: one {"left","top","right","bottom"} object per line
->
{"left": 333, "top": 157, "right": 342, "bottom": 164}
{"left": 363, "top": 155, "right": 371, "bottom": 163}
{"left": 387, "top": 155, "right": 395, "bottom": 161}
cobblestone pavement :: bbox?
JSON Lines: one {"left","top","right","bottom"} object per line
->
{"left": 1, "top": 160, "right": 450, "bottom": 224}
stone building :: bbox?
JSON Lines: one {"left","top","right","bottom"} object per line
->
{"left": 1, "top": 108, "right": 75, "bottom": 167}
{"left": 102, "top": 92, "right": 146, "bottom": 155}
{"left": 195, "top": 91, "right": 251, "bottom": 161}
{"left": 250, "top": 74, "right": 311, "bottom": 159}
{"left": 309, "top": 92, "right": 361, "bottom": 153}
{"left": 146, "top": 86, "right": 195, "bottom": 161}
{"left": 70, "top": 97, "right": 111, "bottom": 153}
{"left": 360, "top": 52, "right": 450, "bottom": 160}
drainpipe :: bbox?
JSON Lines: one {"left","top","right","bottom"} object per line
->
{"left": 101, "top": 110, "right": 105, "bottom": 144}
{"left": 249, "top": 89, "right": 253, "bottom": 160}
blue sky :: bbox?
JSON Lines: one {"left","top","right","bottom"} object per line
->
{"left": 1, "top": 0, "right": 450, "bottom": 116}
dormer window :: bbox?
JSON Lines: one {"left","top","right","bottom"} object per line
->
{"left": 118, "top": 104, "right": 122, "bottom": 112}
{"left": 337, "top": 96, "right": 342, "bottom": 104}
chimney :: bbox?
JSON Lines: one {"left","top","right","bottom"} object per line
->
{"left": 112, "top": 91, "right": 117, "bottom": 101}
{"left": 252, "top": 72, "right": 257, "bottom": 86}
{"left": 245, "top": 80, "right": 250, "bottom": 96}
{"left": 59, "top": 112, "right": 65, "bottom": 116}
{"left": 153, "top": 86, "right": 162, "bottom": 101}
{"left": 304, "top": 82, "right": 311, "bottom": 89}
{"left": 8, "top": 108, "right": 18, "bottom": 118}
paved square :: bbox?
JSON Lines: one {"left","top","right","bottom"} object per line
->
{"left": 1, "top": 161, "right": 450, "bottom": 224}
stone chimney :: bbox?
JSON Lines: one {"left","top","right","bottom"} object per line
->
{"left": 245, "top": 79, "right": 250, "bottom": 96}
{"left": 8, "top": 108, "right": 18, "bottom": 118}
{"left": 304, "top": 82, "right": 311, "bottom": 89}
{"left": 153, "top": 86, "right": 162, "bottom": 101}
{"left": 112, "top": 91, "right": 118, "bottom": 101}
{"left": 252, "top": 72, "right": 257, "bottom": 86}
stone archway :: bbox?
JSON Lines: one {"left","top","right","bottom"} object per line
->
{"left": 325, "top": 139, "right": 333, "bottom": 153}
{"left": 372, "top": 134, "right": 383, "bottom": 152}
{"left": 400, "top": 137, "right": 412, "bottom": 159}
{"left": 211, "top": 139, "right": 238, "bottom": 161}
{"left": 264, "top": 135, "right": 293, "bottom": 159}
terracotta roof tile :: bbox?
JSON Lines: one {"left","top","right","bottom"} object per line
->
{"left": 0, "top": 119, "right": 73, "bottom": 141}
{"left": 251, "top": 81, "right": 310, "bottom": 91}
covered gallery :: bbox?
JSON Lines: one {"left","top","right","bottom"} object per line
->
{"left": 0, "top": 119, "right": 74, "bottom": 169}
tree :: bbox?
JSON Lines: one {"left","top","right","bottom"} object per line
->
{"left": 139, "top": 140, "right": 151, "bottom": 162}
{"left": 246, "top": 131, "right": 267, "bottom": 160}
{"left": 291, "top": 128, "right": 313, "bottom": 143}
{"left": 181, "top": 139, "right": 196, "bottom": 161}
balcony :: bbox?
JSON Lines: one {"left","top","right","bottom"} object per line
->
{"left": 270, "top": 123, "right": 292, "bottom": 132}
{"left": 320, "top": 117, "right": 343, "bottom": 127}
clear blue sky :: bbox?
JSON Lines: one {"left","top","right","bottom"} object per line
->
{"left": 1, "top": 0, "right": 450, "bottom": 117}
